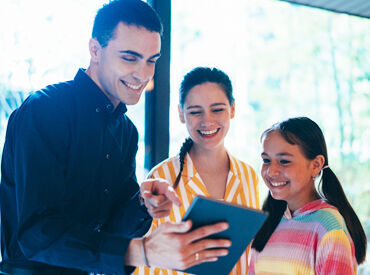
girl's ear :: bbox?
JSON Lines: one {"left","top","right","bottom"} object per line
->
{"left": 230, "top": 103, "right": 235, "bottom": 119}
{"left": 312, "top": 154, "right": 325, "bottom": 177}
{"left": 89, "top": 38, "right": 102, "bottom": 63}
{"left": 178, "top": 105, "right": 185, "bottom": 123}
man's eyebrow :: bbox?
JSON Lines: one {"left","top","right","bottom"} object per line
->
{"left": 150, "top": 53, "right": 161, "bottom": 59}
{"left": 119, "top": 50, "right": 161, "bottom": 59}
{"left": 119, "top": 50, "right": 142, "bottom": 58}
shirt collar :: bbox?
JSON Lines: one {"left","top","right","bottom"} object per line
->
{"left": 283, "top": 199, "right": 333, "bottom": 219}
{"left": 181, "top": 152, "right": 242, "bottom": 202}
{"left": 74, "top": 69, "right": 127, "bottom": 119}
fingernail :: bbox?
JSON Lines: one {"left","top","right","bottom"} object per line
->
{"left": 221, "top": 251, "right": 228, "bottom": 256}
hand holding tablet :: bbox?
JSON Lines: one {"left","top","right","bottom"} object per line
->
{"left": 180, "top": 196, "right": 268, "bottom": 275}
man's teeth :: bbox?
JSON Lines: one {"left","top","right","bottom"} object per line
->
{"left": 123, "top": 81, "right": 142, "bottom": 90}
{"left": 200, "top": 129, "right": 218, "bottom": 136}
{"left": 271, "top": 182, "right": 287, "bottom": 187}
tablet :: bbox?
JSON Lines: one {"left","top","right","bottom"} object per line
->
{"left": 180, "top": 195, "right": 267, "bottom": 275}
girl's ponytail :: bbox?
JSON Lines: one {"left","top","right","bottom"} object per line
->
{"left": 320, "top": 167, "right": 367, "bottom": 264}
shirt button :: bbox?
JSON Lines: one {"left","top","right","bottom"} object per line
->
{"left": 95, "top": 107, "right": 101, "bottom": 113}
{"left": 105, "top": 154, "right": 110, "bottom": 160}
{"left": 104, "top": 188, "right": 109, "bottom": 195}
{"left": 106, "top": 104, "right": 113, "bottom": 111}
{"left": 97, "top": 228, "right": 101, "bottom": 233}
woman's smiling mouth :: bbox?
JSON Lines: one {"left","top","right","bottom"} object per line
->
{"left": 198, "top": 128, "right": 220, "bottom": 136}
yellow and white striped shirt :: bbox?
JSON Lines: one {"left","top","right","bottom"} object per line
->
{"left": 133, "top": 152, "right": 260, "bottom": 275}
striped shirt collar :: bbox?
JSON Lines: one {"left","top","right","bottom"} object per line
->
{"left": 181, "top": 152, "right": 242, "bottom": 202}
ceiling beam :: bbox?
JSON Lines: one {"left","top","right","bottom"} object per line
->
{"left": 279, "top": 0, "right": 370, "bottom": 19}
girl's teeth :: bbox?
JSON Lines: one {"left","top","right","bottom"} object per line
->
{"left": 271, "top": 182, "right": 287, "bottom": 187}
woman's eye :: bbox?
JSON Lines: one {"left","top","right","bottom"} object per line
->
{"left": 280, "top": 159, "right": 290, "bottom": 164}
{"left": 189, "top": 111, "right": 201, "bottom": 115}
{"left": 212, "top": 108, "right": 224, "bottom": 113}
{"left": 262, "top": 158, "right": 270, "bottom": 164}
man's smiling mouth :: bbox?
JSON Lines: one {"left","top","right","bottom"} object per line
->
{"left": 121, "top": 80, "right": 143, "bottom": 90}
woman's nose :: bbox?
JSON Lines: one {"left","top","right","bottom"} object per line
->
{"left": 200, "top": 112, "right": 215, "bottom": 127}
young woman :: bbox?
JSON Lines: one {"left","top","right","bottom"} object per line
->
{"left": 134, "top": 67, "right": 260, "bottom": 275}
{"left": 249, "top": 117, "right": 367, "bottom": 274}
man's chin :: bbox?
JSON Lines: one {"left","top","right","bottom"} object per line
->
{"left": 123, "top": 95, "right": 142, "bottom": 105}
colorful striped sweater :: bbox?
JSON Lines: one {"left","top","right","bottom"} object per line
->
{"left": 133, "top": 152, "right": 260, "bottom": 275}
{"left": 248, "top": 200, "right": 357, "bottom": 275}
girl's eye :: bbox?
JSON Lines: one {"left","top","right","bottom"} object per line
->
{"left": 262, "top": 158, "right": 270, "bottom": 164}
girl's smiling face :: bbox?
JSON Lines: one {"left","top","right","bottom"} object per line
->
{"left": 261, "top": 130, "right": 322, "bottom": 211}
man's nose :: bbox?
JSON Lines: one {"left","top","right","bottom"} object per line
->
{"left": 132, "top": 63, "right": 154, "bottom": 82}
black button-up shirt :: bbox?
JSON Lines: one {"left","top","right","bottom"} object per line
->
{"left": 0, "top": 69, "right": 152, "bottom": 274}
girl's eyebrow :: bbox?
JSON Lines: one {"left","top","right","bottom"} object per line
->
{"left": 277, "top": 152, "right": 294, "bottom": 157}
{"left": 261, "top": 152, "right": 293, "bottom": 157}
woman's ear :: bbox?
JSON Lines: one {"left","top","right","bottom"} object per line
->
{"left": 178, "top": 105, "right": 185, "bottom": 123}
{"left": 312, "top": 155, "right": 325, "bottom": 177}
{"left": 230, "top": 103, "right": 235, "bottom": 119}
{"left": 89, "top": 38, "right": 101, "bottom": 63}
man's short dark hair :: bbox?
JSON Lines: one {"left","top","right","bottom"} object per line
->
{"left": 92, "top": 0, "right": 163, "bottom": 47}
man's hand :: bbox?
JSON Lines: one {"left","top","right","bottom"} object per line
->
{"left": 144, "top": 221, "right": 231, "bottom": 270}
{"left": 140, "top": 178, "right": 181, "bottom": 218}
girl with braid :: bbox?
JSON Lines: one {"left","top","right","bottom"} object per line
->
{"left": 134, "top": 67, "right": 260, "bottom": 275}
{"left": 248, "top": 117, "right": 366, "bottom": 274}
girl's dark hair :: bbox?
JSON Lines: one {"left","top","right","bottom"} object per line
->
{"left": 252, "top": 117, "right": 367, "bottom": 264}
{"left": 174, "top": 67, "right": 234, "bottom": 188}
{"left": 92, "top": 0, "right": 163, "bottom": 47}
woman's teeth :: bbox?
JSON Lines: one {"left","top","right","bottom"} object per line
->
{"left": 200, "top": 129, "right": 218, "bottom": 136}
{"left": 271, "top": 181, "right": 287, "bottom": 187}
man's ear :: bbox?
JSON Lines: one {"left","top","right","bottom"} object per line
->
{"left": 178, "top": 105, "right": 185, "bottom": 124}
{"left": 89, "top": 38, "right": 101, "bottom": 63}
{"left": 230, "top": 103, "right": 235, "bottom": 119}
{"left": 312, "top": 154, "right": 325, "bottom": 177}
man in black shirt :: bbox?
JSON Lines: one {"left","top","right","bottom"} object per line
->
{"left": 0, "top": 1, "right": 230, "bottom": 274}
